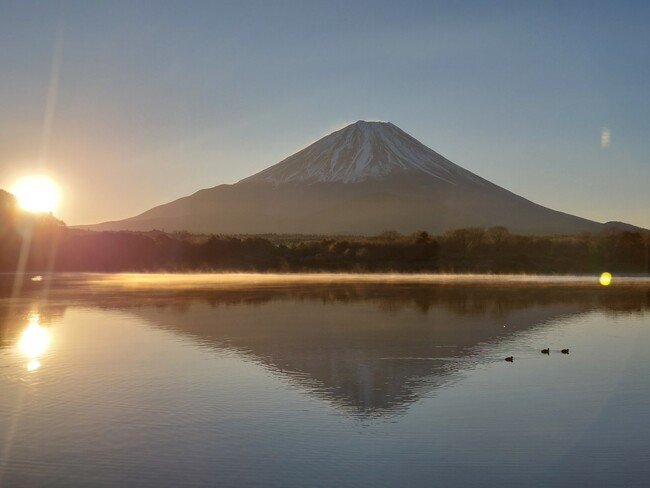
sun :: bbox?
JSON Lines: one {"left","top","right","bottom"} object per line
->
{"left": 11, "top": 175, "right": 61, "bottom": 214}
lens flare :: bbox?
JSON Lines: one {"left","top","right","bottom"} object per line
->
{"left": 599, "top": 272, "right": 612, "bottom": 286}
{"left": 600, "top": 128, "right": 610, "bottom": 148}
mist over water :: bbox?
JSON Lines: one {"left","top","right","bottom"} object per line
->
{"left": 1, "top": 274, "right": 649, "bottom": 487}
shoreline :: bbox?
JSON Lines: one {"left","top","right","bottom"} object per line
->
{"left": 4, "top": 271, "right": 650, "bottom": 289}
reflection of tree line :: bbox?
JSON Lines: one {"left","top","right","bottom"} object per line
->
{"left": 1, "top": 189, "right": 649, "bottom": 273}
{"left": 5, "top": 278, "right": 649, "bottom": 318}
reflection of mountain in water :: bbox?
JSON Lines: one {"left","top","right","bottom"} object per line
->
{"left": 121, "top": 284, "right": 650, "bottom": 416}
{"left": 2, "top": 278, "right": 650, "bottom": 416}
{"left": 137, "top": 301, "right": 572, "bottom": 415}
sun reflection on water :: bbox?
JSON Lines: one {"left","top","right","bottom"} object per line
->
{"left": 18, "top": 313, "right": 51, "bottom": 371}
{"left": 27, "top": 360, "right": 42, "bottom": 371}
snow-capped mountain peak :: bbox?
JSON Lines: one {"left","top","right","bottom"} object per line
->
{"left": 88, "top": 119, "right": 607, "bottom": 235}
{"left": 241, "top": 121, "right": 475, "bottom": 185}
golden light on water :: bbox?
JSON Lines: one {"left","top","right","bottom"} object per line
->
{"left": 27, "top": 360, "right": 42, "bottom": 372}
{"left": 600, "top": 272, "right": 612, "bottom": 286}
{"left": 11, "top": 175, "right": 61, "bottom": 213}
{"left": 18, "top": 313, "right": 51, "bottom": 369}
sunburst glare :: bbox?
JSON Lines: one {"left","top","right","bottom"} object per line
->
{"left": 11, "top": 175, "right": 61, "bottom": 214}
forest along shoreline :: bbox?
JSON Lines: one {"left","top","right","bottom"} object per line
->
{"left": 2, "top": 221, "right": 649, "bottom": 275}
{"left": 3, "top": 187, "right": 648, "bottom": 274}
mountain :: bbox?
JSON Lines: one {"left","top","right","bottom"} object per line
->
{"left": 85, "top": 120, "right": 606, "bottom": 235}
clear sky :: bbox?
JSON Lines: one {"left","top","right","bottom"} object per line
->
{"left": 1, "top": 0, "right": 649, "bottom": 228}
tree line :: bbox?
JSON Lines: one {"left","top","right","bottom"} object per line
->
{"left": 2, "top": 190, "right": 649, "bottom": 274}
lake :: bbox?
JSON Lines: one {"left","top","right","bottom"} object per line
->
{"left": 1, "top": 273, "right": 650, "bottom": 487}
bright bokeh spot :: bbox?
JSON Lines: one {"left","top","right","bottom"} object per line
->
{"left": 599, "top": 272, "right": 612, "bottom": 286}
{"left": 11, "top": 175, "right": 61, "bottom": 213}
{"left": 18, "top": 313, "right": 51, "bottom": 360}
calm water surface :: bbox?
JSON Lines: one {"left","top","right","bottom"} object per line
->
{"left": 1, "top": 274, "right": 649, "bottom": 487}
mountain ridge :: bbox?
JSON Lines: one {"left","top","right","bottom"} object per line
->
{"left": 80, "top": 121, "right": 622, "bottom": 235}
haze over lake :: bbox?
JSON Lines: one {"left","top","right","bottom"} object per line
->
{"left": 2, "top": 274, "right": 649, "bottom": 487}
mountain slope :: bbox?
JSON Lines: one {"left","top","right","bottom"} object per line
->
{"left": 241, "top": 121, "right": 483, "bottom": 185}
{"left": 84, "top": 121, "right": 606, "bottom": 235}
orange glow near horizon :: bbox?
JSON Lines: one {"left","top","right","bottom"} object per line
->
{"left": 11, "top": 175, "right": 61, "bottom": 214}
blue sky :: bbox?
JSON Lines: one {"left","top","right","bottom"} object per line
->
{"left": 1, "top": 0, "right": 648, "bottom": 227}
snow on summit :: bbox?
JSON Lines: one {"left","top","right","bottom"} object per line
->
{"left": 242, "top": 121, "right": 477, "bottom": 185}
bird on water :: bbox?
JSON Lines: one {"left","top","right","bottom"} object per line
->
{"left": 505, "top": 356, "right": 514, "bottom": 362}
{"left": 561, "top": 349, "right": 570, "bottom": 354}
{"left": 541, "top": 348, "right": 550, "bottom": 355}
